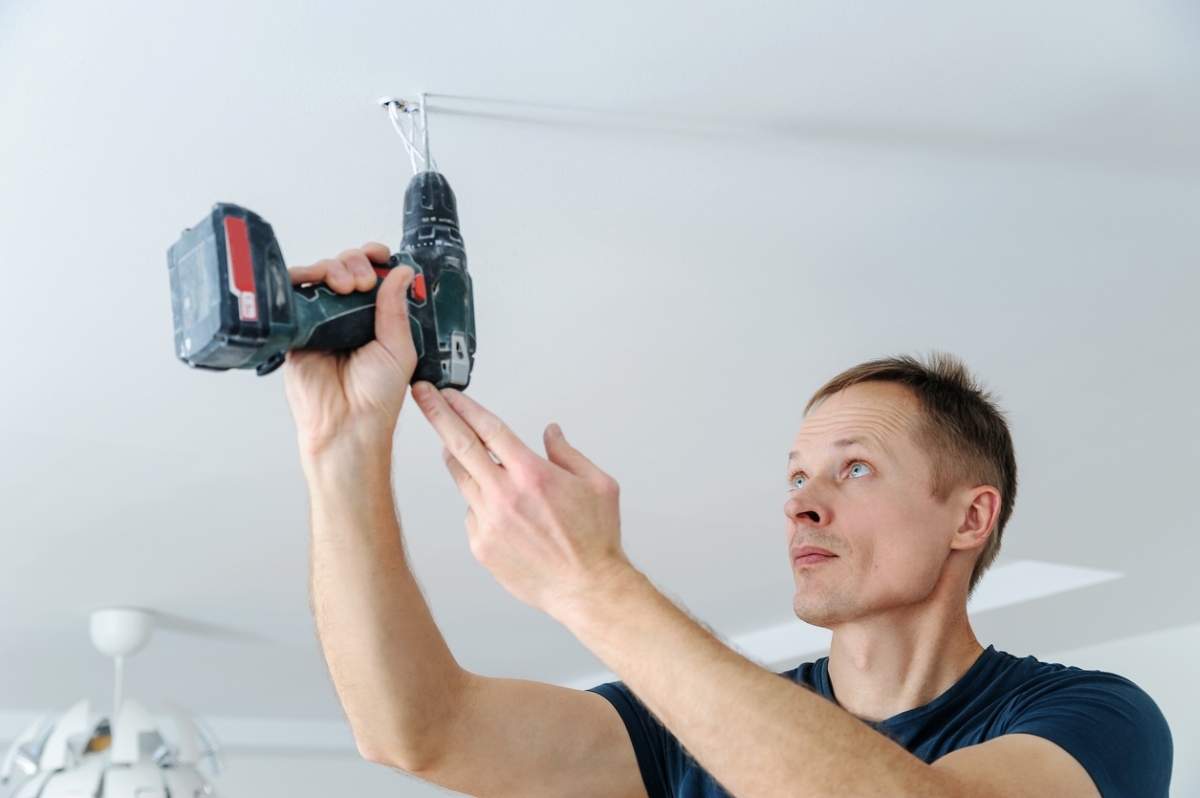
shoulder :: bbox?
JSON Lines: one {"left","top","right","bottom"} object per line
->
{"left": 984, "top": 649, "right": 1170, "bottom": 741}
{"left": 987, "top": 651, "right": 1173, "bottom": 797}
{"left": 990, "top": 650, "right": 1167, "bottom": 725}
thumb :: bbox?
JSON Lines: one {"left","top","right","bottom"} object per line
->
{"left": 374, "top": 266, "right": 418, "bottom": 368}
{"left": 544, "top": 424, "right": 600, "bottom": 478}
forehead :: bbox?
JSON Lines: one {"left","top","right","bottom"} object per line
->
{"left": 791, "top": 382, "right": 922, "bottom": 459}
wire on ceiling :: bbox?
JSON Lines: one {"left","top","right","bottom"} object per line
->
{"left": 379, "top": 94, "right": 438, "bottom": 174}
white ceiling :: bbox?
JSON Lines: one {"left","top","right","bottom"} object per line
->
{"left": 1, "top": 0, "right": 1198, "bottom": 729}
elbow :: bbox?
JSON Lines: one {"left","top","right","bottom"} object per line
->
{"left": 349, "top": 671, "right": 474, "bottom": 775}
{"left": 356, "top": 738, "right": 396, "bottom": 768}
{"left": 354, "top": 732, "right": 447, "bottom": 776}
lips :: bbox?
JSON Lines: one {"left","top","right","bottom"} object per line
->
{"left": 792, "top": 545, "right": 837, "bottom": 567}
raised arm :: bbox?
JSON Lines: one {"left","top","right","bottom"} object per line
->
{"left": 283, "top": 246, "right": 644, "bottom": 798}
{"left": 409, "top": 386, "right": 1105, "bottom": 798}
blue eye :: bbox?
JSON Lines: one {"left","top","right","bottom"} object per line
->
{"left": 790, "top": 474, "right": 807, "bottom": 491}
{"left": 848, "top": 463, "right": 871, "bottom": 478}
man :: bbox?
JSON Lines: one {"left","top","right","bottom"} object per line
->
{"left": 284, "top": 249, "right": 1171, "bottom": 798}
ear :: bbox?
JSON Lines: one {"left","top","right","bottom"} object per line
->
{"left": 949, "top": 485, "right": 1002, "bottom": 553}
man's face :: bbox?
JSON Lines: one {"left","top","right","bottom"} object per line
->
{"left": 786, "top": 382, "right": 964, "bottom": 627}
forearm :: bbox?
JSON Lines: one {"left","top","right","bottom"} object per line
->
{"left": 304, "top": 436, "right": 467, "bottom": 771}
{"left": 557, "top": 567, "right": 961, "bottom": 798}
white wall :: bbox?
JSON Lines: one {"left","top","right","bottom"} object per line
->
{"left": 1049, "top": 622, "right": 1200, "bottom": 798}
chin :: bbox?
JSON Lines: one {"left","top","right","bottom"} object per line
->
{"left": 792, "top": 590, "right": 855, "bottom": 628}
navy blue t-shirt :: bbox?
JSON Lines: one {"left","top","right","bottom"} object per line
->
{"left": 591, "top": 646, "right": 1172, "bottom": 798}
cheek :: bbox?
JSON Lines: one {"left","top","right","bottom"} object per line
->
{"left": 830, "top": 504, "right": 881, "bottom": 571}
{"left": 846, "top": 493, "right": 947, "bottom": 590}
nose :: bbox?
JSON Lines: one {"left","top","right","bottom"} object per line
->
{"left": 784, "top": 486, "right": 830, "bottom": 528}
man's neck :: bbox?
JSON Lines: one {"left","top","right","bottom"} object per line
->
{"left": 824, "top": 598, "right": 984, "bottom": 723}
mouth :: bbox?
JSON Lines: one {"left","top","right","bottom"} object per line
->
{"left": 791, "top": 545, "right": 837, "bottom": 567}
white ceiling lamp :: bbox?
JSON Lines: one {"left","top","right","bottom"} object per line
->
{"left": 0, "top": 608, "right": 227, "bottom": 798}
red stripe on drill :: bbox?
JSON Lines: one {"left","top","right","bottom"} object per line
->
{"left": 224, "top": 216, "right": 258, "bottom": 321}
{"left": 372, "top": 267, "right": 426, "bottom": 302}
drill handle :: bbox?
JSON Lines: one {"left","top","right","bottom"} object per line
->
{"left": 290, "top": 252, "right": 423, "bottom": 352}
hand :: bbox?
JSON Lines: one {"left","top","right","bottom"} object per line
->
{"left": 411, "top": 385, "right": 631, "bottom": 616}
{"left": 284, "top": 244, "right": 418, "bottom": 459}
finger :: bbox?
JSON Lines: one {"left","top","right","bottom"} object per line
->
{"left": 289, "top": 246, "right": 391, "bottom": 288}
{"left": 440, "top": 389, "right": 535, "bottom": 469}
{"left": 338, "top": 249, "right": 378, "bottom": 292}
{"left": 310, "top": 257, "right": 356, "bottom": 294}
{"left": 288, "top": 264, "right": 326, "bottom": 286}
{"left": 361, "top": 242, "right": 391, "bottom": 264}
{"left": 544, "top": 424, "right": 604, "bottom": 479}
{"left": 374, "top": 266, "right": 416, "bottom": 367}
{"left": 412, "top": 382, "right": 502, "bottom": 487}
{"left": 442, "top": 446, "right": 482, "bottom": 504}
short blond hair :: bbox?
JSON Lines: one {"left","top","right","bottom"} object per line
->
{"left": 806, "top": 353, "right": 1017, "bottom": 592}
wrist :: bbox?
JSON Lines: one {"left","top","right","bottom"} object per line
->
{"left": 303, "top": 437, "right": 399, "bottom": 546}
{"left": 548, "top": 558, "right": 652, "bottom": 631}
{"left": 299, "top": 427, "right": 394, "bottom": 488}
{"left": 297, "top": 407, "right": 395, "bottom": 459}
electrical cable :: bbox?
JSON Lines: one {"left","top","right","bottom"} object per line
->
{"left": 380, "top": 97, "right": 438, "bottom": 174}
{"left": 397, "top": 92, "right": 1116, "bottom": 170}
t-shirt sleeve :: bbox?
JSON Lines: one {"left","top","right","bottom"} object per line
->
{"left": 1002, "top": 670, "right": 1173, "bottom": 798}
{"left": 590, "top": 681, "right": 682, "bottom": 798}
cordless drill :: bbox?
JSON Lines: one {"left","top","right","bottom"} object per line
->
{"left": 167, "top": 171, "right": 475, "bottom": 386}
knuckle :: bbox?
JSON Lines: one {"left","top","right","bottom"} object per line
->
{"left": 479, "top": 418, "right": 506, "bottom": 442}
{"left": 520, "top": 465, "right": 551, "bottom": 494}
{"left": 496, "top": 490, "right": 523, "bottom": 514}
{"left": 467, "top": 528, "right": 493, "bottom": 562}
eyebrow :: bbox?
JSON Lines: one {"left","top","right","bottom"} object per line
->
{"left": 788, "top": 436, "right": 874, "bottom": 462}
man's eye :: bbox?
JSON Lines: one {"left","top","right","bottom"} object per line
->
{"left": 848, "top": 463, "right": 871, "bottom": 478}
{"left": 790, "top": 474, "right": 807, "bottom": 491}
